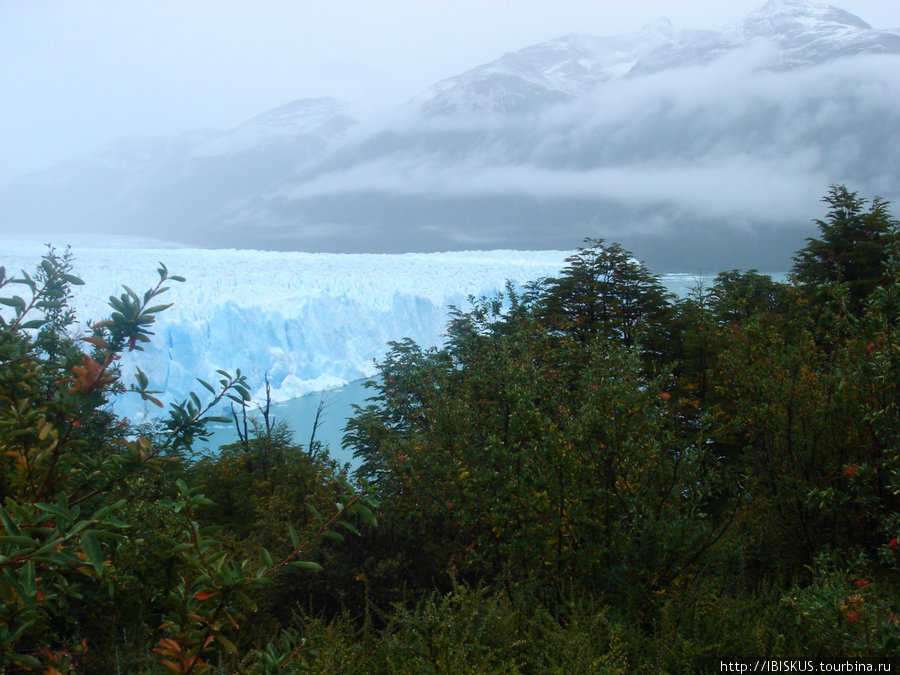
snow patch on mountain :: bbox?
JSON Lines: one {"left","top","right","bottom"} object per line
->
{"left": 728, "top": 0, "right": 900, "bottom": 66}
{"left": 188, "top": 98, "right": 356, "bottom": 159}
{"left": 419, "top": 0, "right": 898, "bottom": 115}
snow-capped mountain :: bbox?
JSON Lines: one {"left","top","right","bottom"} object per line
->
{"left": 2, "top": 1, "right": 898, "bottom": 271}
{"left": 419, "top": 25, "right": 673, "bottom": 116}
{"left": 420, "top": 0, "right": 900, "bottom": 113}
{"left": 735, "top": 0, "right": 900, "bottom": 65}
{"left": 185, "top": 97, "right": 356, "bottom": 160}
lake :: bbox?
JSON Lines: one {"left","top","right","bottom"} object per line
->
{"left": 199, "top": 377, "right": 373, "bottom": 467}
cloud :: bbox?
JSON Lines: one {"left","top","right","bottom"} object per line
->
{"left": 275, "top": 48, "right": 899, "bottom": 238}
{"left": 3, "top": 28, "right": 897, "bottom": 270}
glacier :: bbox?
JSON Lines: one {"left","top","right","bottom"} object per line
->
{"left": 3, "top": 240, "right": 724, "bottom": 462}
{"left": 3, "top": 241, "right": 576, "bottom": 422}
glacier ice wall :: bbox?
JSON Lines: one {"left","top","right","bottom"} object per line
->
{"left": 3, "top": 242, "right": 571, "bottom": 420}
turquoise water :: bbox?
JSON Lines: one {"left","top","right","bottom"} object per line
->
{"left": 198, "top": 378, "right": 373, "bottom": 467}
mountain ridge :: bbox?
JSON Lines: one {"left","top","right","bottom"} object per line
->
{"left": 2, "top": 1, "right": 898, "bottom": 271}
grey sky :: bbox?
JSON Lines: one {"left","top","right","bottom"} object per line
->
{"left": 2, "top": 0, "right": 899, "bottom": 184}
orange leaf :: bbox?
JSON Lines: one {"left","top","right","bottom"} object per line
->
{"left": 154, "top": 638, "right": 183, "bottom": 654}
{"left": 80, "top": 336, "right": 108, "bottom": 349}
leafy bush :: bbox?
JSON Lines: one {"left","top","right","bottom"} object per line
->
{"left": 0, "top": 248, "right": 375, "bottom": 672}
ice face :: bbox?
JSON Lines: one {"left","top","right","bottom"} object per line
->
{"left": 2, "top": 241, "right": 571, "bottom": 420}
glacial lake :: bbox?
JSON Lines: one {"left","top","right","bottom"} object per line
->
{"left": 199, "top": 378, "right": 372, "bottom": 468}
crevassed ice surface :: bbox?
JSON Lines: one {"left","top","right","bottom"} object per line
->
{"left": 3, "top": 241, "right": 734, "bottom": 427}
{"left": 3, "top": 242, "right": 573, "bottom": 420}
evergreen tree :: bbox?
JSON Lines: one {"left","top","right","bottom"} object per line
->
{"left": 537, "top": 239, "right": 674, "bottom": 361}
{"left": 793, "top": 184, "right": 898, "bottom": 309}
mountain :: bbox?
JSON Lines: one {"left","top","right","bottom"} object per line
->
{"left": 735, "top": 0, "right": 900, "bottom": 65}
{"left": 419, "top": 0, "right": 900, "bottom": 111}
{"left": 2, "top": 1, "right": 898, "bottom": 271}
{"left": 1, "top": 98, "right": 357, "bottom": 250}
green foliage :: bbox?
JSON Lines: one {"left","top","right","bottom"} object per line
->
{"left": 152, "top": 477, "right": 372, "bottom": 673}
{"left": 538, "top": 238, "right": 674, "bottom": 359}
{"left": 785, "top": 553, "right": 900, "bottom": 659}
{"left": 4, "top": 185, "right": 898, "bottom": 669}
{"left": 0, "top": 248, "right": 176, "bottom": 670}
{"left": 303, "top": 584, "right": 639, "bottom": 674}
{"left": 793, "top": 184, "right": 899, "bottom": 309}
{"left": 0, "top": 249, "right": 374, "bottom": 672}
{"left": 347, "top": 240, "right": 731, "bottom": 625}
{"left": 295, "top": 581, "right": 820, "bottom": 673}
{"left": 707, "top": 269, "right": 789, "bottom": 326}
{"left": 340, "top": 192, "right": 900, "bottom": 663}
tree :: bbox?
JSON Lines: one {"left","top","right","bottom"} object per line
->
{"left": 347, "top": 274, "right": 731, "bottom": 619}
{"left": 537, "top": 239, "right": 674, "bottom": 363}
{"left": 793, "top": 185, "right": 898, "bottom": 309}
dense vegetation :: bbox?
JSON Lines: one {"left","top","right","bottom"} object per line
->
{"left": 1, "top": 185, "right": 898, "bottom": 672}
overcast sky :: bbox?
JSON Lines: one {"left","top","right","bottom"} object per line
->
{"left": 1, "top": 0, "right": 899, "bottom": 184}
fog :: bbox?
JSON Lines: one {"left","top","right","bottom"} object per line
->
{"left": 272, "top": 48, "right": 898, "bottom": 256}
{"left": 1, "top": 1, "right": 899, "bottom": 270}
{"left": 2, "top": 0, "right": 897, "bottom": 183}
